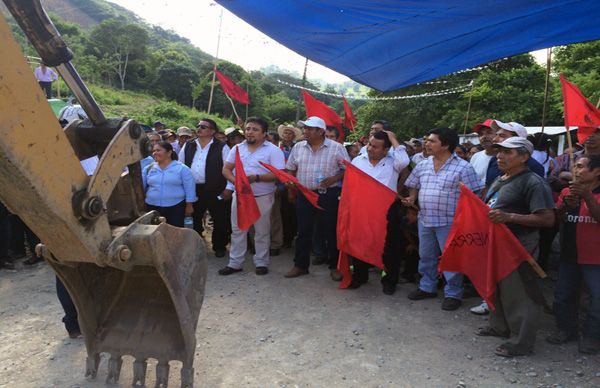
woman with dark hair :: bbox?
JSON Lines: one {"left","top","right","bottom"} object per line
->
{"left": 455, "top": 144, "right": 469, "bottom": 161}
{"left": 142, "top": 141, "right": 196, "bottom": 227}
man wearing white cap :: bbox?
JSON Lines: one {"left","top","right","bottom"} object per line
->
{"left": 284, "top": 116, "right": 350, "bottom": 280}
{"left": 477, "top": 136, "right": 555, "bottom": 357}
{"left": 485, "top": 120, "right": 545, "bottom": 187}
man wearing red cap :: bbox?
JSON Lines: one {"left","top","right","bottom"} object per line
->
{"left": 470, "top": 119, "right": 496, "bottom": 186}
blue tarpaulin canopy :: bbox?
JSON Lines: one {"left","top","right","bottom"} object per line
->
{"left": 216, "top": 1, "right": 600, "bottom": 91}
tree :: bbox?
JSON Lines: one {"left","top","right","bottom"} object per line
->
{"left": 152, "top": 59, "right": 200, "bottom": 106}
{"left": 89, "top": 21, "right": 149, "bottom": 90}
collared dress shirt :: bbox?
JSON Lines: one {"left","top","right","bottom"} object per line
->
{"left": 34, "top": 66, "right": 58, "bottom": 82}
{"left": 225, "top": 141, "right": 286, "bottom": 196}
{"left": 286, "top": 138, "right": 350, "bottom": 189}
{"left": 142, "top": 161, "right": 197, "bottom": 207}
{"left": 351, "top": 146, "right": 410, "bottom": 192}
{"left": 180, "top": 139, "right": 230, "bottom": 184}
{"left": 405, "top": 153, "right": 483, "bottom": 227}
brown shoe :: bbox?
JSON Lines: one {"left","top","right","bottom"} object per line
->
{"left": 284, "top": 266, "right": 308, "bottom": 278}
{"left": 330, "top": 269, "right": 343, "bottom": 281}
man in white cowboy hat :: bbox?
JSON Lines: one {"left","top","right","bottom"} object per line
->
{"left": 276, "top": 124, "right": 302, "bottom": 248}
{"left": 224, "top": 127, "right": 245, "bottom": 148}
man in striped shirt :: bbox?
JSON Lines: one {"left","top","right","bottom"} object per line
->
{"left": 284, "top": 116, "right": 350, "bottom": 280}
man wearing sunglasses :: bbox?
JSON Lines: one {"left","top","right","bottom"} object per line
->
{"left": 180, "top": 118, "right": 231, "bottom": 257}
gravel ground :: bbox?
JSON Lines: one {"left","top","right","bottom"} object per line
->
{"left": 1, "top": 249, "right": 599, "bottom": 388}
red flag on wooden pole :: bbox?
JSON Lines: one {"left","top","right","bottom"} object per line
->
{"left": 215, "top": 69, "right": 250, "bottom": 105}
{"left": 337, "top": 161, "right": 397, "bottom": 288}
{"left": 560, "top": 73, "right": 600, "bottom": 144}
{"left": 302, "top": 90, "right": 344, "bottom": 142}
{"left": 259, "top": 162, "right": 322, "bottom": 209}
{"left": 234, "top": 147, "right": 260, "bottom": 231}
{"left": 342, "top": 96, "right": 356, "bottom": 131}
{"left": 439, "top": 185, "right": 533, "bottom": 310}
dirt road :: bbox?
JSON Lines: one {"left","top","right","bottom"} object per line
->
{"left": 1, "top": 250, "right": 599, "bottom": 387}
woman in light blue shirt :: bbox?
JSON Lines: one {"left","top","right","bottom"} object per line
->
{"left": 143, "top": 141, "right": 197, "bottom": 227}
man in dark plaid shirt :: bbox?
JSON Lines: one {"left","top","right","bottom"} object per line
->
{"left": 403, "top": 127, "right": 483, "bottom": 311}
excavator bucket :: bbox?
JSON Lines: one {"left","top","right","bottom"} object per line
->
{"left": 0, "top": 2, "right": 207, "bottom": 386}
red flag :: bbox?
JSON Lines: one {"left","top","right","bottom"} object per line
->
{"left": 337, "top": 161, "right": 397, "bottom": 288}
{"left": 234, "top": 147, "right": 260, "bottom": 231}
{"left": 215, "top": 69, "right": 250, "bottom": 105}
{"left": 302, "top": 90, "right": 344, "bottom": 142}
{"left": 560, "top": 73, "right": 600, "bottom": 144}
{"left": 259, "top": 162, "right": 322, "bottom": 210}
{"left": 439, "top": 185, "right": 531, "bottom": 310}
{"left": 342, "top": 96, "right": 356, "bottom": 130}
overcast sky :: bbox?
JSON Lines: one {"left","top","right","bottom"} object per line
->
{"left": 109, "top": 0, "right": 351, "bottom": 84}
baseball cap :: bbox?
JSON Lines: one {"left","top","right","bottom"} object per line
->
{"left": 408, "top": 137, "right": 423, "bottom": 145}
{"left": 298, "top": 116, "right": 326, "bottom": 130}
{"left": 472, "top": 118, "right": 494, "bottom": 133}
{"left": 492, "top": 137, "right": 533, "bottom": 154}
{"left": 490, "top": 120, "right": 528, "bottom": 138}
{"left": 177, "top": 126, "right": 193, "bottom": 137}
{"left": 153, "top": 120, "right": 164, "bottom": 127}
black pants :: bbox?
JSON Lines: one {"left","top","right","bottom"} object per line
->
{"left": 56, "top": 276, "right": 80, "bottom": 334}
{"left": 146, "top": 201, "right": 186, "bottom": 227}
{"left": 38, "top": 81, "right": 52, "bottom": 98}
{"left": 352, "top": 200, "right": 403, "bottom": 286}
{"left": 9, "top": 215, "right": 39, "bottom": 255}
{"left": 294, "top": 187, "right": 340, "bottom": 270}
{"left": 280, "top": 187, "right": 297, "bottom": 246}
{"left": 193, "top": 185, "right": 228, "bottom": 251}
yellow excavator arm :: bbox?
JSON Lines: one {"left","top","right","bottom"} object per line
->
{"left": 0, "top": 1, "right": 207, "bottom": 387}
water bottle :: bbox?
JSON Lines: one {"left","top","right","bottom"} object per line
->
{"left": 184, "top": 216, "right": 194, "bottom": 229}
{"left": 315, "top": 169, "right": 327, "bottom": 194}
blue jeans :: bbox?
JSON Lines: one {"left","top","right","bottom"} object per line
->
{"left": 553, "top": 261, "right": 600, "bottom": 339}
{"left": 417, "top": 221, "right": 463, "bottom": 299}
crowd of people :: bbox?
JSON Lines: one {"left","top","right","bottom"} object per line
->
{"left": 1, "top": 111, "right": 598, "bottom": 358}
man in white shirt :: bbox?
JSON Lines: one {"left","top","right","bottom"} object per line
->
{"left": 58, "top": 98, "right": 87, "bottom": 125}
{"left": 34, "top": 63, "right": 58, "bottom": 98}
{"left": 220, "top": 117, "right": 286, "bottom": 276}
{"left": 469, "top": 119, "right": 496, "bottom": 186}
{"left": 180, "top": 118, "right": 230, "bottom": 257}
{"left": 349, "top": 130, "right": 410, "bottom": 294}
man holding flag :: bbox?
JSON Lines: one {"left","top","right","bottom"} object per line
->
{"left": 478, "top": 137, "right": 555, "bottom": 357}
{"left": 348, "top": 130, "right": 409, "bottom": 294}
{"left": 284, "top": 116, "right": 350, "bottom": 280}
{"left": 403, "top": 127, "right": 482, "bottom": 311}
{"left": 220, "top": 117, "right": 285, "bottom": 276}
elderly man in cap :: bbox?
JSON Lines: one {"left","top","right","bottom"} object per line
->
{"left": 180, "top": 118, "right": 230, "bottom": 257}
{"left": 476, "top": 136, "right": 555, "bottom": 357}
{"left": 485, "top": 120, "right": 545, "bottom": 186}
{"left": 284, "top": 116, "right": 350, "bottom": 279}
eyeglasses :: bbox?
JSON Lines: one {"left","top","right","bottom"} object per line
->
{"left": 197, "top": 124, "right": 211, "bottom": 130}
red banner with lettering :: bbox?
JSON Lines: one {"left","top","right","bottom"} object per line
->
{"left": 439, "top": 185, "right": 531, "bottom": 310}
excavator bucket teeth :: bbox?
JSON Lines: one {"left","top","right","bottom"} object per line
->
{"left": 48, "top": 224, "right": 207, "bottom": 386}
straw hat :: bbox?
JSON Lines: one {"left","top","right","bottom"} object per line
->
{"left": 277, "top": 124, "right": 302, "bottom": 141}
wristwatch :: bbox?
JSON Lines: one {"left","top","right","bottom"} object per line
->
{"left": 255, "top": 174, "right": 260, "bottom": 182}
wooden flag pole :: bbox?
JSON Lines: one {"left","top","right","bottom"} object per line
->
{"left": 462, "top": 80, "right": 475, "bottom": 136}
{"left": 225, "top": 94, "right": 241, "bottom": 123}
{"left": 526, "top": 257, "right": 547, "bottom": 279}
{"left": 207, "top": 8, "right": 224, "bottom": 114}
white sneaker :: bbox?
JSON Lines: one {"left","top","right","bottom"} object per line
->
{"left": 470, "top": 301, "right": 489, "bottom": 315}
